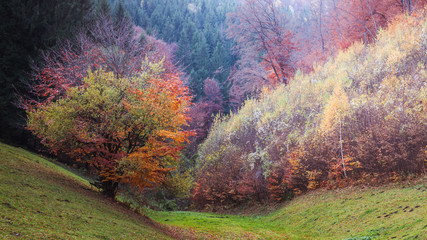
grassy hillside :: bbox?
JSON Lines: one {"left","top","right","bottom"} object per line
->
{"left": 0, "top": 142, "right": 172, "bottom": 239}
{"left": 0, "top": 142, "right": 426, "bottom": 239}
{"left": 148, "top": 179, "right": 427, "bottom": 239}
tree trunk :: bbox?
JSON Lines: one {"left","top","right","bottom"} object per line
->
{"left": 339, "top": 117, "right": 347, "bottom": 178}
{"left": 92, "top": 177, "right": 119, "bottom": 198}
{"left": 101, "top": 180, "right": 119, "bottom": 198}
{"left": 253, "top": 158, "right": 267, "bottom": 202}
{"left": 319, "top": 0, "right": 325, "bottom": 53}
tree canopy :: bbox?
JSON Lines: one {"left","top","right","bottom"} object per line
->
{"left": 24, "top": 13, "right": 192, "bottom": 197}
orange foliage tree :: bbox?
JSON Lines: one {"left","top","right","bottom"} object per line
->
{"left": 27, "top": 65, "right": 192, "bottom": 197}
{"left": 25, "top": 16, "right": 192, "bottom": 197}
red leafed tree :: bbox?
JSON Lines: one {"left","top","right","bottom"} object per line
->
{"left": 292, "top": 0, "right": 426, "bottom": 70}
{"left": 227, "top": 0, "right": 296, "bottom": 86}
{"left": 226, "top": 53, "right": 270, "bottom": 110}
{"left": 325, "top": 0, "right": 426, "bottom": 49}
{"left": 24, "top": 15, "right": 179, "bottom": 110}
{"left": 329, "top": 0, "right": 398, "bottom": 48}
{"left": 267, "top": 159, "right": 293, "bottom": 202}
{"left": 192, "top": 147, "right": 256, "bottom": 209}
{"left": 186, "top": 78, "right": 223, "bottom": 155}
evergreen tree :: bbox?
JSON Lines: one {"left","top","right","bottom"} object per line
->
{"left": 96, "top": 0, "right": 111, "bottom": 18}
{"left": 114, "top": 0, "right": 130, "bottom": 23}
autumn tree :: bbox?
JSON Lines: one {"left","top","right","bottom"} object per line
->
{"left": 186, "top": 78, "right": 224, "bottom": 156}
{"left": 24, "top": 13, "right": 180, "bottom": 107}
{"left": 323, "top": 0, "right": 426, "bottom": 50}
{"left": 23, "top": 16, "right": 138, "bottom": 108}
{"left": 289, "top": 0, "right": 427, "bottom": 70}
{"left": 27, "top": 63, "right": 192, "bottom": 197}
{"left": 320, "top": 84, "right": 351, "bottom": 178}
{"left": 227, "top": 0, "right": 296, "bottom": 86}
{"left": 24, "top": 15, "right": 192, "bottom": 197}
{"left": 226, "top": 52, "right": 270, "bottom": 109}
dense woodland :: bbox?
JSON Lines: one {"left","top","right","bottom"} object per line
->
{"left": 0, "top": 0, "right": 425, "bottom": 210}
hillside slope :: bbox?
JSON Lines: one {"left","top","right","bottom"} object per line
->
{"left": 0, "top": 142, "right": 425, "bottom": 239}
{"left": 148, "top": 178, "right": 426, "bottom": 239}
{"left": 0, "top": 142, "right": 173, "bottom": 239}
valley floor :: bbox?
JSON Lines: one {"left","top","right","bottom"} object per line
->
{"left": 148, "top": 179, "right": 426, "bottom": 239}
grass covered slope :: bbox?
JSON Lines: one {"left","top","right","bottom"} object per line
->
{"left": 0, "top": 139, "right": 425, "bottom": 239}
{"left": 0, "top": 142, "right": 171, "bottom": 239}
{"left": 148, "top": 179, "right": 427, "bottom": 239}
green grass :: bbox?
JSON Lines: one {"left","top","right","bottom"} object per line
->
{"left": 0, "top": 142, "right": 172, "bottom": 239}
{"left": 147, "top": 181, "right": 427, "bottom": 239}
{"left": 1, "top": 142, "right": 426, "bottom": 239}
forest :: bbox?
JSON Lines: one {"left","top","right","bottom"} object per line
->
{"left": 0, "top": 0, "right": 426, "bottom": 239}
